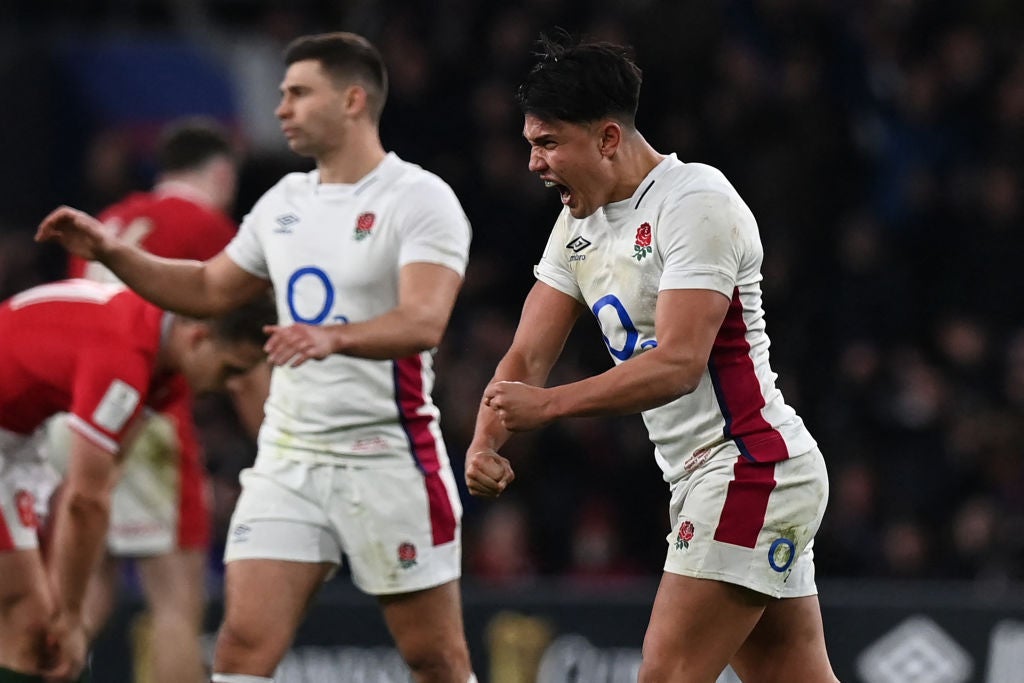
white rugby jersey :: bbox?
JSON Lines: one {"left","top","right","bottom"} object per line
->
{"left": 226, "top": 153, "right": 471, "bottom": 464}
{"left": 535, "top": 154, "right": 816, "bottom": 482}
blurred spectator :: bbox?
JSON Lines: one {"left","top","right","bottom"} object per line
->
{"left": 880, "top": 518, "right": 932, "bottom": 578}
{"left": 566, "top": 497, "right": 644, "bottom": 584}
{"left": 467, "top": 500, "right": 538, "bottom": 586}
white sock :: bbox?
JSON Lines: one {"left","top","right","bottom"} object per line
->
{"left": 210, "top": 675, "right": 274, "bottom": 683}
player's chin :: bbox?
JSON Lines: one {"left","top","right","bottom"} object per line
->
{"left": 568, "top": 202, "right": 597, "bottom": 219}
{"left": 285, "top": 138, "right": 312, "bottom": 156}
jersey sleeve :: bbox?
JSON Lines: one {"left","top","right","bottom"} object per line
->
{"left": 657, "top": 191, "right": 757, "bottom": 297}
{"left": 225, "top": 205, "right": 270, "bottom": 279}
{"left": 394, "top": 178, "right": 471, "bottom": 276}
{"left": 533, "top": 211, "right": 584, "bottom": 302}
{"left": 66, "top": 351, "right": 153, "bottom": 454}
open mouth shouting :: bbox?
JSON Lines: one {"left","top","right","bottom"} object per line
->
{"left": 544, "top": 179, "right": 573, "bottom": 206}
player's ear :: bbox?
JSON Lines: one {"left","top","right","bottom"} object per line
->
{"left": 598, "top": 121, "right": 621, "bottom": 158}
{"left": 184, "top": 321, "right": 213, "bottom": 348}
{"left": 344, "top": 84, "right": 368, "bottom": 116}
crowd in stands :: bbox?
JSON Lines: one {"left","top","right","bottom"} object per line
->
{"left": 3, "top": 0, "right": 1023, "bottom": 586}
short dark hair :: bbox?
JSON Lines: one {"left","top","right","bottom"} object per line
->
{"left": 156, "top": 118, "right": 235, "bottom": 173}
{"left": 205, "top": 292, "right": 277, "bottom": 348}
{"left": 283, "top": 32, "right": 389, "bottom": 122}
{"left": 516, "top": 32, "right": 642, "bottom": 126}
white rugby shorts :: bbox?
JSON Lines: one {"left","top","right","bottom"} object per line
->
{"left": 46, "top": 412, "right": 197, "bottom": 556}
{"left": 663, "top": 445, "right": 828, "bottom": 598}
{"left": 224, "top": 446, "right": 463, "bottom": 595}
{"left": 0, "top": 427, "right": 59, "bottom": 551}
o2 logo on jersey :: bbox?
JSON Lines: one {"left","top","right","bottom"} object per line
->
{"left": 592, "top": 294, "right": 657, "bottom": 361}
{"left": 287, "top": 267, "right": 349, "bottom": 325}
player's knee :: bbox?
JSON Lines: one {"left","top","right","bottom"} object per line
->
{"left": 738, "top": 660, "right": 839, "bottom": 683}
{"left": 148, "top": 607, "right": 202, "bottom": 641}
{"left": 148, "top": 592, "right": 205, "bottom": 630}
{"left": 637, "top": 659, "right": 670, "bottom": 683}
{"left": 637, "top": 654, "right": 712, "bottom": 683}
{"left": 402, "top": 640, "right": 470, "bottom": 683}
{"left": 214, "top": 618, "right": 289, "bottom": 674}
{"left": 405, "top": 657, "right": 455, "bottom": 683}
{"left": 216, "top": 618, "right": 263, "bottom": 653}
{"left": 637, "top": 639, "right": 674, "bottom": 683}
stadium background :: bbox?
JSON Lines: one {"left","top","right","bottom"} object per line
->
{"left": 2, "top": 1, "right": 1023, "bottom": 681}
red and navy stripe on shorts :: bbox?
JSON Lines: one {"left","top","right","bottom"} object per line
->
{"left": 394, "top": 354, "right": 457, "bottom": 546}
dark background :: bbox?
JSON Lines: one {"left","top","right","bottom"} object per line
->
{"left": 3, "top": 0, "right": 1024, "bottom": 598}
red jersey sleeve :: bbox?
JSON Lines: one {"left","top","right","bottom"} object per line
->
{"left": 66, "top": 349, "right": 154, "bottom": 453}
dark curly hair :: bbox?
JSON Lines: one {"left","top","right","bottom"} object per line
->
{"left": 516, "top": 30, "right": 642, "bottom": 126}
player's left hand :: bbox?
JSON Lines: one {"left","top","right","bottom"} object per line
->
{"left": 483, "top": 380, "right": 552, "bottom": 431}
{"left": 41, "top": 611, "right": 88, "bottom": 682}
{"left": 263, "top": 323, "right": 337, "bottom": 367}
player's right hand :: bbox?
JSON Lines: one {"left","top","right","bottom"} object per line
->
{"left": 465, "top": 447, "right": 515, "bottom": 498}
{"left": 35, "top": 206, "right": 111, "bottom": 261}
{"left": 263, "top": 322, "right": 337, "bottom": 367}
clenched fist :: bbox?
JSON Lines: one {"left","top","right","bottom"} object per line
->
{"left": 465, "top": 448, "right": 515, "bottom": 498}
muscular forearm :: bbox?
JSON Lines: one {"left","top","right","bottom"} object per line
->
{"left": 48, "top": 489, "right": 111, "bottom": 619}
{"left": 470, "top": 350, "right": 554, "bottom": 451}
{"left": 470, "top": 399, "right": 513, "bottom": 453}
{"left": 546, "top": 347, "right": 701, "bottom": 419}
{"left": 329, "top": 308, "right": 450, "bottom": 360}
{"left": 98, "top": 241, "right": 232, "bottom": 317}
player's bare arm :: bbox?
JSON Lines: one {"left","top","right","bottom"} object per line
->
{"left": 488, "top": 288, "right": 731, "bottom": 432}
{"left": 465, "top": 282, "right": 583, "bottom": 497}
{"left": 37, "top": 207, "right": 269, "bottom": 317}
{"left": 264, "top": 261, "right": 463, "bottom": 366}
{"left": 47, "top": 436, "right": 120, "bottom": 617}
{"left": 43, "top": 433, "right": 121, "bottom": 680}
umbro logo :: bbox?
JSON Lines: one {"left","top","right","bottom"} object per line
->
{"left": 274, "top": 213, "right": 300, "bottom": 233}
{"left": 231, "top": 524, "right": 251, "bottom": 543}
{"left": 566, "top": 236, "right": 592, "bottom": 253}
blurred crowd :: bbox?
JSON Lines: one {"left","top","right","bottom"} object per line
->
{"left": 2, "top": 0, "right": 1023, "bottom": 587}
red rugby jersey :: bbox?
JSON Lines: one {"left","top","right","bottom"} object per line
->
{"left": 0, "top": 281, "right": 180, "bottom": 453}
{"left": 68, "top": 183, "right": 236, "bottom": 280}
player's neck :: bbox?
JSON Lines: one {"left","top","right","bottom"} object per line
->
{"left": 317, "top": 133, "right": 387, "bottom": 185}
{"left": 154, "top": 177, "right": 216, "bottom": 208}
{"left": 610, "top": 137, "right": 665, "bottom": 203}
